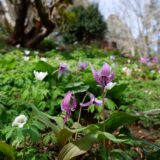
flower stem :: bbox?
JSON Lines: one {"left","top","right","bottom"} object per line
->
{"left": 75, "top": 92, "right": 89, "bottom": 140}
{"left": 102, "top": 88, "right": 107, "bottom": 146}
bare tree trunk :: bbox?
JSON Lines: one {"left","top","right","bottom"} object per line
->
{"left": 9, "top": 0, "right": 30, "bottom": 45}
{"left": 24, "top": 0, "right": 55, "bottom": 48}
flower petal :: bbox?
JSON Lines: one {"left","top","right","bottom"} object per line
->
{"left": 105, "top": 82, "right": 116, "bottom": 90}
{"left": 94, "top": 99, "right": 102, "bottom": 106}
{"left": 61, "top": 91, "right": 72, "bottom": 112}
{"left": 90, "top": 64, "right": 101, "bottom": 85}
{"left": 101, "top": 63, "right": 111, "bottom": 76}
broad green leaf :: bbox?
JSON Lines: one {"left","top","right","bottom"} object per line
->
{"left": 106, "top": 98, "right": 117, "bottom": 111}
{"left": 58, "top": 134, "right": 97, "bottom": 160}
{"left": 56, "top": 124, "right": 99, "bottom": 148}
{"left": 58, "top": 130, "right": 126, "bottom": 160}
{"left": 108, "top": 84, "right": 127, "bottom": 99}
{"left": 29, "top": 104, "right": 60, "bottom": 133}
{"left": 96, "top": 131, "right": 126, "bottom": 143}
{"left": 66, "top": 82, "right": 84, "bottom": 88}
{"left": 56, "top": 127, "right": 74, "bottom": 148}
{"left": 0, "top": 141, "right": 15, "bottom": 160}
{"left": 35, "top": 61, "right": 54, "bottom": 74}
{"left": 103, "top": 112, "right": 139, "bottom": 133}
{"left": 66, "top": 82, "right": 89, "bottom": 93}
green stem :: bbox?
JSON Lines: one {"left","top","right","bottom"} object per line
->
{"left": 52, "top": 69, "right": 58, "bottom": 75}
{"left": 75, "top": 92, "right": 89, "bottom": 140}
{"left": 102, "top": 88, "right": 107, "bottom": 146}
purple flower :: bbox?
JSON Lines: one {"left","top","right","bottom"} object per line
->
{"left": 78, "top": 62, "right": 88, "bottom": 71}
{"left": 152, "top": 57, "right": 159, "bottom": 64}
{"left": 139, "top": 57, "right": 149, "bottom": 64}
{"left": 80, "top": 93, "right": 102, "bottom": 108}
{"left": 91, "top": 63, "right": 114, "bottom": 88}
{"left": 58, "top": 63, "right": 68, "bottom": 78}
{"left": 61, "top": 91, "right": 76, "bottom": 123}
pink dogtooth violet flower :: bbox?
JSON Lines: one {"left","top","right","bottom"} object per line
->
{"left": 78, "top": 62, "right": 88, "bottom": 71}
{"left": 61, "top": 91, "right": 76, "bottom": 123}
{"left": 90, "top": 63, "right": 114, "bottom": 88}
{"left": 152, "top": 57, "right": 159, "bottom": 64}
{"left": 80, "top": 93, "right": 102, "bottom": 109}
{"left": 139, "top": 57, "right": 149, "bottom": 64}
{"left": 58, "top": 63, "right": 68, "bottom": 78}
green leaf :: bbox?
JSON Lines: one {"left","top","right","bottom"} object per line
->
{"left": 35, "top": 61, "right": 54, "bottom": 74}
{"left": 108, "top": 84, "right": 127, "bottom": 99}
{"left": 58, "top": 134, "right": 97, "bottom": 160}
{"left": 106, "top": 98, "right": 117, "bottom": 111}
{"left": 103, "top": 112, "right": 139, "bottom": 133}
{"left": 66, "top": 82, "right": 89, "bottom": 93}
{"left": 58, "top": 130, "right": 126, "bottom": 160}
{"left": 66, "top": 82, "right": 84, "bottom": 88}
{"left": 110, "top": 149, "right": 133, "bottom": 160}
{"left": 96, "top": 131, "right": 126, "bottom": 143}
{"left": 29, "top": 104, "right": 60, "bottom": 133}
{"left": 56, "top": 127, "right": 74, "bottom": 148}
{"left": 0, "top": 141, "right": 15, "bottom": 160}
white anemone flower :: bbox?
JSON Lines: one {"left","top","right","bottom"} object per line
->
{"left": 12, "top": 114, "right": 28, "bottom": 128}
{"left": 24, "top": 50, "right": 30, "bottom": 55}
{"left": 23, "top": 56, "right": 29, "bottom": 61}
{"left": 105, "top": 82, "right": 117, "bottom": 90}
{"left": 110, "top": 55, "right": 115, "bottom": 61}
{"left": 33, "top": 70, "right": 48, "bottom": 81}
{"left": 40, "top": 57, "right": 47, "bottom": 62}
{"left": 122, "top": 67, "right": 132, "bottom": 76}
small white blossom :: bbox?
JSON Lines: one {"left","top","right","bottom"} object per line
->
{"left": 151, "top": 70, "right": 155, "bottom": 74}
{"left": 127, "top": 60, "right": 131, "bottom": 63}
{"left": 105, "top": 82, "right": 117, "bottom": 90}
{"left": 16, "top": 44, "right": 21, "bottom": 48}
{"left": 110, "top": 55, "right": 115, "bottom": 60}
{"left": 40, "top": 57, "right": 47, "bottom": 62}
{"left": 122, "top": 67, "right": 132, "bottom": 76}
{"left": 12, "top": 115, "right": 28, "bottom": 128}
{"left": 33, "top": 70, "right": 48, "bottom": 81}
{"left": 23, "top": 56, "right": 29, "bottom": 61}
{"left": 24, "top": 50, "right": 30, "bottom": 55}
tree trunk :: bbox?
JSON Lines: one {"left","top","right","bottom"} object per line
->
{"left": 9, "top": 0, "right": 30, "bottom": 45}
{"left": 8, "top": 0, "right": 55, "bottom": 48}
{"left": 24, "top": 0, "right": 55, "bottom": 48}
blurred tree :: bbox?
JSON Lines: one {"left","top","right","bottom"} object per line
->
{"left": 115, "top": 0, "right": 160, "bottom": 55}
{"left": 62, "top": 4, "right": 106, "bottom": 44}
{"left": 0, "top": 0, "right": 73, "bottom": 48}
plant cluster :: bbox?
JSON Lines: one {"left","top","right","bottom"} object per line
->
{"left": 0, "top": 47, "right": 160, "bottom": 159}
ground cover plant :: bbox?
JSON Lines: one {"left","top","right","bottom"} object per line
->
{"left": 0, "top": 42, "right": 160, "bottom": 160}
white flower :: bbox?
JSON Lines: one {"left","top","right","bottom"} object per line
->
{"left": 105, "top": 82, "right": 117, "bottom": 90}
{"left": 16, "top": 44, "right": 21, "bottom": 48}
{"left": 151, "top": 70, "right": 155, "bottom": 74}
{"left": 33, "top": 70, "right": 48, "bottom": 81}
{"left": 110, "top": 55, "right": 115, "bottom": 60}
{"left": 127, "top": 60, "right": 131, "bottom": 63}
{"left": 23, "top": 56, "right": 29, "bottom": 61}
{"left": 12, "top": 115, "right": 28, "bottom": 128}
{"left": 122, "top": 67, "right": 132, "bottom": 76}
{"left": 40, "top": 57, "right": 47, "bottom": 62}
{"left": 24, "top": 50, "right": 30, "bottom": 55}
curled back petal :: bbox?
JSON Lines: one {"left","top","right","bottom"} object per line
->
{"left": 90, "top": 64, "right": 101, "bottom": 85}
{"left": 61, "top": 91, "right": 72, "bottom": 112}
{"left": 94, "top": 99, "right": 102, "bottom": 106}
